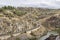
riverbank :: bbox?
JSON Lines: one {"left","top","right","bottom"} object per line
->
{"left": 39, "top": 31, "right": 58, "bottom": 40}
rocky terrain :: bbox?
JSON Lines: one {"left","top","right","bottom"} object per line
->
{"left": 0, "top": 6, "right": 60, "bottom": 40}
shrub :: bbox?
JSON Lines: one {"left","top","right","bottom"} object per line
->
{"left": 16, "top": 38, "right": 21, "bottom": 40}
{"left": 30, "top": 31, "right": 36, "bottom": 36}
{"left": 0, "top": 14, "right": 4, "bottom": 17}
{"left": 56, "top": 28, "right": 60, "bottom": 35}
{"left": 13, "top": 11, "right": 27, "bottom": 16}
{"left": 28, "top": 37, "right": 37, "bottom": 40}
{"left": 0, "top": 8, "right": 3, "bottom": 12}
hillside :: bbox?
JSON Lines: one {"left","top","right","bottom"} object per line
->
{"left": 0, "top": 6, "right": 60, "bottom": 40}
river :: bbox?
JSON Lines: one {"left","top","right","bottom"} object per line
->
{"left": 39, "top": 31, "right": 58, "bottom": 40}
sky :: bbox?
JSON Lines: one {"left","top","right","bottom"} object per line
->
{"left": 0, "top": 0, "right": 60, "bottom": 9}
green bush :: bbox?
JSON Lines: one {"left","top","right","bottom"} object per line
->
{"left": 0, "top": 14, "right": 4, "bottom": 17}
{"left": 16, "top": 38, "right": 21, "bottom": 40}
{"left": 56, "top": 28, "right": 60, "bottom": 35}
{"left": 0, "top": 8, "right": 3, "bottom": 12}
{"left": 28, "top": 37, "right": 37, "bottom": 40}
{"left": 13, "top": 11, "right": 27, "bottom": 16}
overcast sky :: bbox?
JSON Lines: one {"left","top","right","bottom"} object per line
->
{"left": 0, "top": 0, "right": 60, "bottom": 9}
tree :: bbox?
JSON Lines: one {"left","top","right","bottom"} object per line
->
{"left": 2, "top": 6, "right": 15, "bottom": 10}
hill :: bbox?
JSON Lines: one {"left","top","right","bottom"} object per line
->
{"left": 0, "top": 6, "right": 60, "bottom": 40}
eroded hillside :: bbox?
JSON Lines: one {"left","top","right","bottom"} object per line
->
{"left": 0, "top": 6, "right": 60, "bottom": 40}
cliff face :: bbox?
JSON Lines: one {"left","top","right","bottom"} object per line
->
{"left": 0, "top": 6, "right": 60, "bottom": 40}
